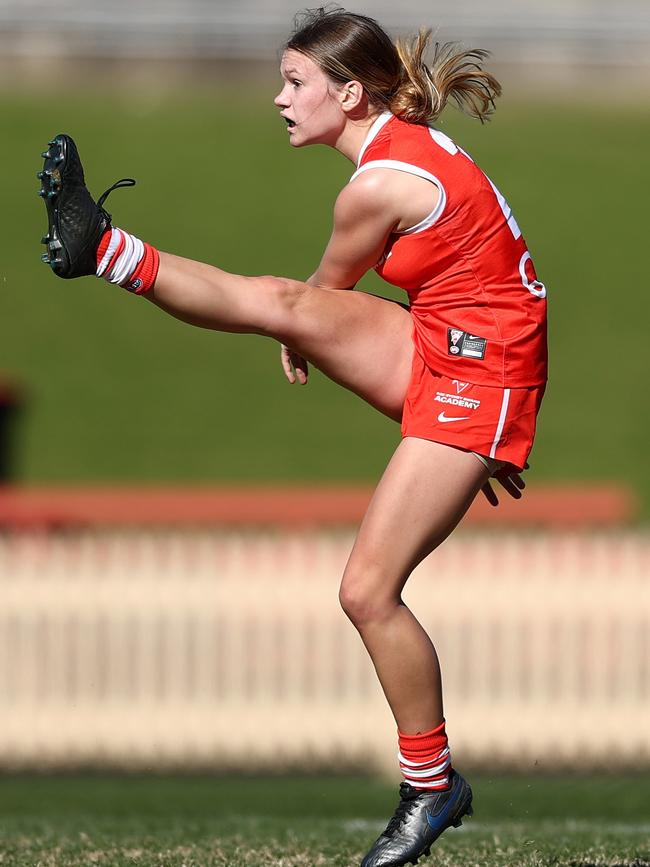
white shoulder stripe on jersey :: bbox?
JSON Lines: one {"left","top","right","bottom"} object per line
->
{"left": 356, "top": 111, "right": 394, "bottom": 167}
{"left": 349, "top": 159, "right": 447, "bottom": 233}
{"left": 428, "top": 126, "right": 458, "bottom": 155}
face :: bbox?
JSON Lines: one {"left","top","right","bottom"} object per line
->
{"left": 274, "top": 49, "right": 346, "bottom": 147}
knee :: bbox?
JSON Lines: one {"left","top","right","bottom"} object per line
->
{"left": 339, "top": 569, "right": 399, "bottom": 630}
{"left": 256, "top": 276, "right": 307, "bottom": 336}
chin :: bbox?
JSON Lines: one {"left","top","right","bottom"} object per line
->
{"left": 288, "top": 133, "right": 309, "bottom": 148}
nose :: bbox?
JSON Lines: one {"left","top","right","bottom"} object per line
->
{"left": 274, "top": 84, "right": 290, "bottom": 108}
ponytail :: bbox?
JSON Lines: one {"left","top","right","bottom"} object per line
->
{"left": 392, "top": 30, "right": 502, "bottom": 124}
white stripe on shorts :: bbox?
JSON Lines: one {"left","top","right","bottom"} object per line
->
{"left": 489, "top": 388, "right": 511, "bottom": 459}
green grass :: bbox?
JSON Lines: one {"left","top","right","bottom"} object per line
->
{"left": 1, "top": 88, "right": 649, "bottom": 511}
{"left": 0, "top": 774, "right": 648, "bottom": 866}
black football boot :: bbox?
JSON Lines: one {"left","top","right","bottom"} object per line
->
{"left": 37, "top": 133, "right": 135, "bottom": 278}
{"left": 360, "top": 770, "right": 473, "bottom": 867}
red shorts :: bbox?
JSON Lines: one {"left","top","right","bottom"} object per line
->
{"left": 401, "top": 352, "right": 545, "bottom": 471}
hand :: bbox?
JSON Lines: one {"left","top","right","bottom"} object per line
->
{"left": 481, "top": 462, "right": 529, "bottom": 507}
{"left": 280, "top": 344, "right": 309, "bottom": 384}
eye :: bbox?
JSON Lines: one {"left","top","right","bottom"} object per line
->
{"left": 292, "top": 79, "right": 302, "bottom": 88}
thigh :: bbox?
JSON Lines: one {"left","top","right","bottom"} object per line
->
{"left": 343, "top": 437, "right": 490, "bottom": 600}
{"left": 280, "top": 286, "right": 414, "bottom": 422}
{"left": 151, "top": 256, "right": 413, "bottom": 423}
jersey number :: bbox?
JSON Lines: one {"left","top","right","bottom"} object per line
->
{"left": 429, "top": 128, "right": 547, "bottom": 300}
{"left": 488, "top": 179, "right": 547, "bottom": 299}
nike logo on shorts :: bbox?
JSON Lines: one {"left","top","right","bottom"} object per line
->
{"left": 437, "top": 412, "right": 470, "bottom": 423}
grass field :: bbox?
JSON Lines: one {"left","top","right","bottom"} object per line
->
{"left": 2, "top": 87, "right": 649, "bottom": 512}
{"left": 0, "top": 773, "right": 648, "bottom": 866}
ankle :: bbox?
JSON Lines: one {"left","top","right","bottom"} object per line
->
{"left": 96, "top": 227, "right": 159, "bottom": 294}
{"left": 398, "top": 720, "right": 452, "bottom": 790}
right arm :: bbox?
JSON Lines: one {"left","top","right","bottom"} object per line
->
{"left": 282, "top": 170, "right": 401, "bottom": 382}
{"left": 308, "top": 172, "right": 399, "bottom": 289}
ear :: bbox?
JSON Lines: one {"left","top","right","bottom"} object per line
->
{"left": 339, "top": 80, "right": 364, "bottom": 113}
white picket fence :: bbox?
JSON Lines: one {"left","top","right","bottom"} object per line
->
{"left": 0, "top": 529, "right": 648, "bottom": 772}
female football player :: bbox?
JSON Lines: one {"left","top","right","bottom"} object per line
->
{"left": 38, "top": 8, "right": 547, "bottom": 866}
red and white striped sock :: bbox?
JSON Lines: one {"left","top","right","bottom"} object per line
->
{"left": 95, "top": 227, "right": 160, "bottom": 294}
{"left": 398, "top": 720, "right": 452, "bottom": 790}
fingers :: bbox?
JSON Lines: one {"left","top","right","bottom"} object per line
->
{"left": 280, "top": 345, "right": 296, "bottom": 383}
{"left": 481, "top": 480, "right": 499, "bottom": 507}
{"left": 498, "top": 476, "right": 524, "bottom": 499}
{"left": 495, "top": 469, "right": 525, "bottom": 488}
{"left": 293, "top": 354, "right": 309, "bottom": 385}
{"left": 483, "top": 462, "right": 530, "bottom": 506}
{"left": 280, "top": 345, "right": 309, "bottom": 384}
{"left": 494, "top": 469, "right": 524, "bottom": 499}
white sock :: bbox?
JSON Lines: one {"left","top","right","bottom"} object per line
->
{"left": 96, "top": 228, "right": 145, "bottom": 286}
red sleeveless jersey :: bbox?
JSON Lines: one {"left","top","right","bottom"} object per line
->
{"left": 352, "top": 113, "right": 548, "bottom": 388}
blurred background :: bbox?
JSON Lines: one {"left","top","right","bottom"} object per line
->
{"left": 0, "top": 2, "right": 649, "bottom": 856}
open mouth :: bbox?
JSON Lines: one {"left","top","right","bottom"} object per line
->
{"left": 284, "top": 117, "right": 296, "bottom": 129}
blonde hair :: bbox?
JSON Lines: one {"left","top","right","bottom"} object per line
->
{"left": 393, "top": 31, "right": 501, "bottom": 123}
{"left": 286, "top": 7, "right": 502, "bottom": 124}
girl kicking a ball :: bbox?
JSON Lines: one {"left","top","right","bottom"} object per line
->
{"left": 37, "top": 8, "right": 547, "bottom": 866}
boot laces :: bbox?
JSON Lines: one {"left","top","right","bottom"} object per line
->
{"left": 97, "top": 178, "right": 136, "bottom": 209}
{"left": 383, "top": 783, "right": 420, "bottom": 837}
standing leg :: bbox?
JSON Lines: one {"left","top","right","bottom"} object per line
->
{"left": 346, "top": 437, "right": 486, "bottom": 867}
{"left": 340, "top": 436, "right": 488, "bottom": 732}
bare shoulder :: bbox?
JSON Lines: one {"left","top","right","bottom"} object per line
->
{"left": 334, "top": 170, "right": 402, "bottom": 226}
{"left": 338, "top": 166, "right": 441, "bottom": 234}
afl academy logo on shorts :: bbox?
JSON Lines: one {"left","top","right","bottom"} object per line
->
{"left": 447, "top": 327, "right": 487, "bottom": 360}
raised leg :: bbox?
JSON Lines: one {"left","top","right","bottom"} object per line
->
{"left": 148, "top": 252, "right": 414, "bottom": 420}
{"left": 339, "top": 436, "right": 490, "bottom": 733}
{"left": 37, "top": 135, "right": 414, "bottom": 421}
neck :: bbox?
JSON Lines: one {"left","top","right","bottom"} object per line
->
{"left": 333, "top": 112, "right": 383, "bottom": 164}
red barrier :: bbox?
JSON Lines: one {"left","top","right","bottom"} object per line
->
{"left": 0, "top": 484, "right": 637, "bottom": 530}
